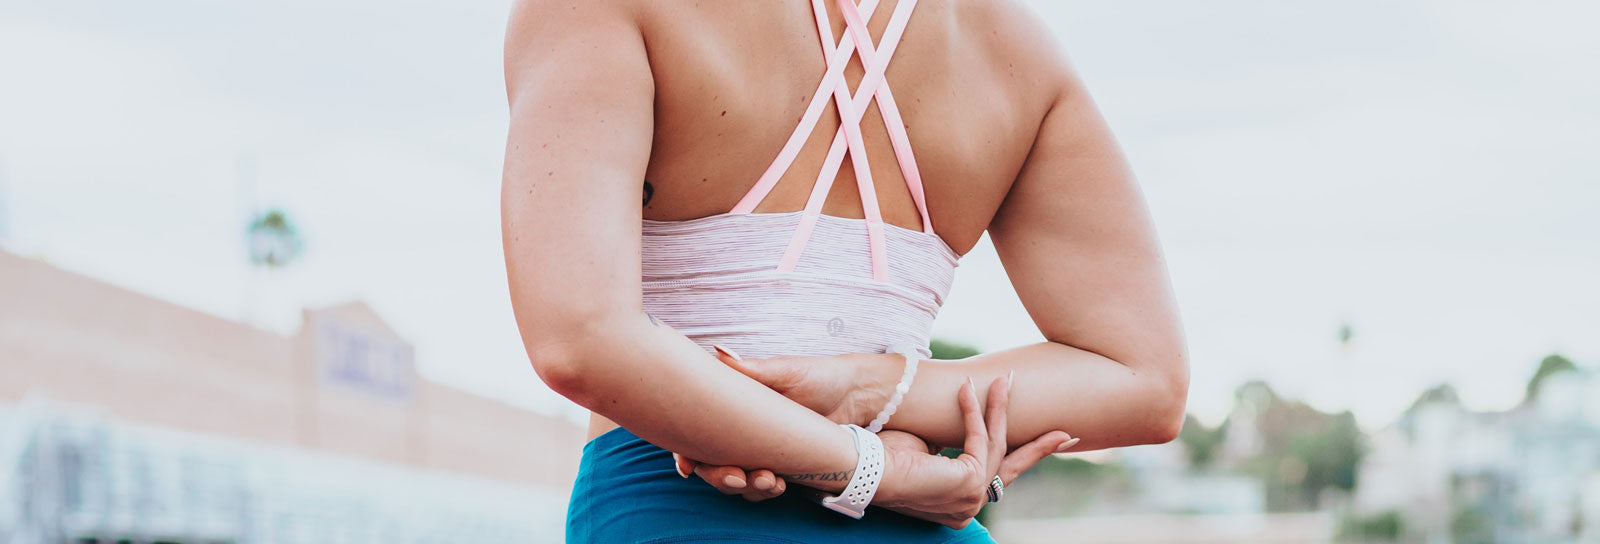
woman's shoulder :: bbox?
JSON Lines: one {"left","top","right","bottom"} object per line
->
{"left": 953, "top": 0, "right": 1077, "bottom": 94}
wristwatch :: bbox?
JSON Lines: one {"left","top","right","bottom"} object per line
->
{"left": 811, "top": 424, "right": 885, "bottom": 519}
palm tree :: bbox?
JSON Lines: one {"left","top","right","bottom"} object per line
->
{"left": 247, "top": 209, "right": 303, "bottom": 269}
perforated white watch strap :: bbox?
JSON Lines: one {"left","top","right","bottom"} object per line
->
{"left": 817, "top": 424, "right": 885, "bottom": 519}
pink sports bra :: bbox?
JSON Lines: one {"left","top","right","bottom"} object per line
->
{"left": 641, "top": 0, "right": 957, "bottom": 361}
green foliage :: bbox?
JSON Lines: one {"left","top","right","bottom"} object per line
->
{"left": 1337, "top": 509, "right": 1405, "bottom": 542}
{"left": 1398, "top": 383, "right": 1461, "bottom": 442}
{"left": 1525, "top": 353, "right": 1578, "bottom": 402}
{"left": 1410, "top": 383, "right": 1461, "bottom": 410}
{"left": 247, "top": 208, "right": 304, "bottom": 269}
{"left": 1231, "top": 382, "right": 1367, "bottom": 512}
{"left": 1287, "top": 411, "right": 1362, "bottom": 496}
{"left": 929, "top": 338, "right": 980, "bottom": 360}
{"left": 1031, "top": 455, "right": 1124, "bottom": 480}
{"left": 1177, "top": 413, "right": 1227, "bottom": 469}
{"left": 990, "top": 455, "right": 1134, "bottom": 518}
{"left": 1451, "top": 502, "right": 1494, "bottom": 544}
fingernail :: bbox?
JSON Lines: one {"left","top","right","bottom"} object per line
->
{"left": 966, "top": 376, "right": 974, "bottom": 391}
{"left": 1056, "top": 438, "right": 1081, "bottom": 453}
{"left": 724, "top": 474, "right": 746, "bottom": 488}
{"left": 1007, "top": 370, "right": 1015, "bottom": 394}
{"left": 712, "top": 344, "right": 743, "bottom": 362}
{"left": 754, "top": 476, "right": 774, "bottom": 490}
{"left": 675, "top": 461, "right": 690, "bottom": 478}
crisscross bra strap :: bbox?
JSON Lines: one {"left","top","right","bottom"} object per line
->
{"left": 729, "top": 0, "right": 929, "bottom": 282}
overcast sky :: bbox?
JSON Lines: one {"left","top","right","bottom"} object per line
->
{"left": 2, "top": 0, "right": 1596, "bottom": 429}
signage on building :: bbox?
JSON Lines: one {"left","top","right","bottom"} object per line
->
{"left": 312, "top": 315, "right": 415, "bottom": 402}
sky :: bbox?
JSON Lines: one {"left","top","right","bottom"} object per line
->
{"left": 2, "top": 0, "right": 1596, "bottom": 429}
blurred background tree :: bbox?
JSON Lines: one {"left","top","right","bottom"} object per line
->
{"left": 1178, "top": 413, "right": 1228, "bottom": 469}
{"left": 929, "top": 338, "right": 980, "bottom": 360}
{"left": 248, "top": 208, "right": 304, "bottom": 269}
{"left": 1525, "top": 353, "right": 1578, "bottom": 402}
{"left": 1230, "top": 381, "right": 1367, "bottom": 512}
{"left": 240, "top": 207, "right": 305, "bottom": 327}
{"left": 1337, "top": 509, "right": 1405, "bottom": 542}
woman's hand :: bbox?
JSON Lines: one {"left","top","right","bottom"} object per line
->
{"left": 707, "top": 344, "right": 900, "bottom": 427}
{"left": 674, "top": 454, "right": 790, "bottom": 502}
{"left": 873, "top": 375, "right": 1077, "bottom": 528}
{"left": 674, "top": 373, "right": 1080, "bottom": 529}
{"left": 668, "top": 344, "right": 887, "bottom": 503}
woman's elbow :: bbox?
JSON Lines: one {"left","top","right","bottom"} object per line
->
{"left": 1146, "top": 405, "right": 1186, "bottom": 445}
{"left": 1142, "top": 356, "right": 1191, "bottom": 445}
{"left": 530, "top": 347, "right": 591, "bottom": 403}
{"left": 519, "top": 312, "right": 611, "bottom": 406}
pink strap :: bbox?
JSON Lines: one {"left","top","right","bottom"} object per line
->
{"left": 777, "top": 0, "right": 917, "bottom": 281}
{"left": 736, "top": 0, "right": 927, "bottom": 282}
{"left": 730, "top": 0, "right": 884, "bottom": 214}
{"left": 838, "top": 2, "right": 934, "bottom": 236}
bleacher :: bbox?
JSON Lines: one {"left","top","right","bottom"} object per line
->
{"left": 0, "top": 400, "right": 569, "bottom": 544}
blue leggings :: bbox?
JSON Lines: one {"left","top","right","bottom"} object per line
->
{"left": 566, "top": 426, "right": 996, "bottom": 543}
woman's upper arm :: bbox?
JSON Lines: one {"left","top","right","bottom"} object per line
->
{"left": 500, "top": 0, "right": 653, "bottom": 368}
{"left": 986, "top": 62, "right": 1190, "bottom": 402}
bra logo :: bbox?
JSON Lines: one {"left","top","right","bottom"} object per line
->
{"left": 826, "top": 317, "right": 845, "bottom": 337}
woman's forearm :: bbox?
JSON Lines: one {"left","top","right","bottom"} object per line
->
{"left": 880, "top": 341, "right": 1186, "bottom": 452}
{"left": 526, "top": 309, "right": 861, "bottom": 492}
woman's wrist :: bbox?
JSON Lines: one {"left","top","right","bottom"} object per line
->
{"left": 778, "top": 423, "right": 864, "bottom": 495}
{"left": 808, "top": 424, "right": 885, "bottom": 519}
{"left": 845, "top": 352, "right": 909, "bottom": 427}
{"left": 866, "top": 344, "right": 921, "bottom": 432}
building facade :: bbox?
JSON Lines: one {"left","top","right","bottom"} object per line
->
{"left": 0, "top": 250, "right": 585, "bottom": 542}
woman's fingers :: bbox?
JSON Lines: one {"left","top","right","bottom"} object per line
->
{"left": 712, "top": 346, "right": 798, "bottom": 392}
{"left": 748, "top": 469, "right": 776, "bottom": 491}
{"left": 711, "top": 344, "right": 761, "bottom": 379}
{"left": 677, "top": 452, "right": 787, "bottom": 502}
{"left": 673, "top": 452, "right": 698, "bottom": 478}
{"left": 984, "top": 375, "right": 1010, "bottom": 475}
{"left": 695, "top": 464, "right": 751, "bottom": 495}
{"left": 956, "top": 377, "right": 989, "bottom": 470}
{"left": 998, "top": 431, "right": 1079, "bottom": 484}
{"left": 739, "top": 469, "right": 786, "bottom": 502}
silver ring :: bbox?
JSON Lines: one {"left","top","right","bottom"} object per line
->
{"left": 986, "top": 475, "right": 1005, "bottom": 503}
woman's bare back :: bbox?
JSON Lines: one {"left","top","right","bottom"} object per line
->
{"left": 503, "top": 0, "right": 1185, "bottom": 495}
{"left": 631, "top": 0, "right": 1063, "bottom": 256}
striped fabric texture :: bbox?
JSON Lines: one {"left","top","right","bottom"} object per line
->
{"left": 641, "top": 210, "right": 958, "bottom": 361}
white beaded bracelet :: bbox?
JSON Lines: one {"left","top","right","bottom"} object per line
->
{"left": 866, "top": 342, "right": 922, "bottom": 433}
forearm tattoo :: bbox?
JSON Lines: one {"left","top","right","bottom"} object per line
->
{"left": 642, "top": 181, "right": 654, "bottom": 206}
{"left": 779, "top": 469, "right": 854, "bottom": 483}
